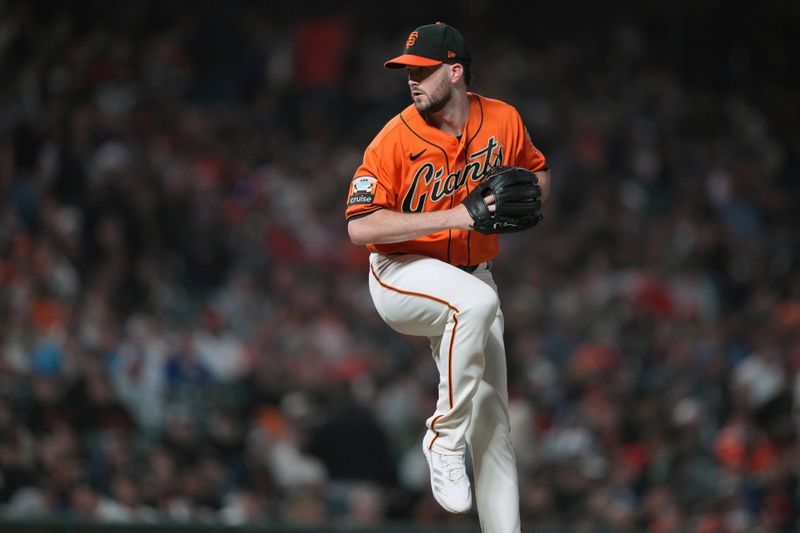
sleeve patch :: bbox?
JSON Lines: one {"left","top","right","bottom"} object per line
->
{"left": 348, "top": 176, "right": 377, "bottom": 205}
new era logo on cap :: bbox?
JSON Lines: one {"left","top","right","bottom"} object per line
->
{"left": 384, "top": 22, "right": 472, "bottom": 69}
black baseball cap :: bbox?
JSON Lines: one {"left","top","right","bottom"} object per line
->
{"left": 384, "top": 22, "right": 472, "bottom": 69}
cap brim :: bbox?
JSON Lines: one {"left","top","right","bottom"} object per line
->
{"left": 383, "top": 54, "right": 443, "bottom": 69}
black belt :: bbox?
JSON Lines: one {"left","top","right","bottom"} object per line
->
{"left": 457, "top": 261, "right": 492, "bottom": 273}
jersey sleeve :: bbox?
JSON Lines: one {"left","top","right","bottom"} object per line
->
{"left": 511, "top": 111, "right": 547, "bottom": 172}
{"left": 345, "top": 144, "right": 397, "bottom": 221}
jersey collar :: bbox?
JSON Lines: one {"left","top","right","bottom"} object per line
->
{"left": 402, "top": 93, "right": 482, "bottom": 148}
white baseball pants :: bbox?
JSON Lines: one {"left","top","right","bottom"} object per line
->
{"left": 368, "top": 252, "right": 521, "bottom": 533}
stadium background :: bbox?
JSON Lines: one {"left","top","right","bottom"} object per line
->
{"left": 1, "top": 0, "right": 798, "bottom": 531}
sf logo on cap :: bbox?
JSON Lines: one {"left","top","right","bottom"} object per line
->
{"left": 406, "top": 31, "right": 418, "bottom": 49}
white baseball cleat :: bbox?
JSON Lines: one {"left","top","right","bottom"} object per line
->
{"left": 422, "top": 433, "right": 472, "bottom": 513}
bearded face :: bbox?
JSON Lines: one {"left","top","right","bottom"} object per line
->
{"left": 408, "top": 65, "right": 453, "bottom": 114}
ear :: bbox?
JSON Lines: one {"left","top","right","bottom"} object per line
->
{"left": 449, "top": 63, "right": 465, "bottom": 84}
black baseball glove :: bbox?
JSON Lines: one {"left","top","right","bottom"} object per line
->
{"left": 462, "top": 166, "right": 543, "bottom": 234}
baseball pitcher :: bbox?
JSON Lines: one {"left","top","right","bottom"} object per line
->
{"left": 345, "top": 22, "right": 551, "bottom": 533}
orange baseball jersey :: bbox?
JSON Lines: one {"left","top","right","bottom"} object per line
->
{"left": 345, "top": 93, "right": 547, "bottom": 266}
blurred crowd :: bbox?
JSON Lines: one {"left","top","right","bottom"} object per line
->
{"left": 1, "top": 1, "right": 799, "bottom": 531}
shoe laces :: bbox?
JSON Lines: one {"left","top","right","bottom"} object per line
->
{"left": 441, "top": 454, "right": 466, "bottom": 482}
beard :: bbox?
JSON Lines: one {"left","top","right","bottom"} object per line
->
{"left": 413, "top": 77, "right": 452, "bottom": 114}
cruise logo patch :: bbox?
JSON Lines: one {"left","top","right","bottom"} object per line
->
{"left": 349, "top": 176, "right": 377, "bottom": 205}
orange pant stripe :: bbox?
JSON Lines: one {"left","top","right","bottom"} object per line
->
{"left": 370, "top": 263, "right": 459, "bottom": 410}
